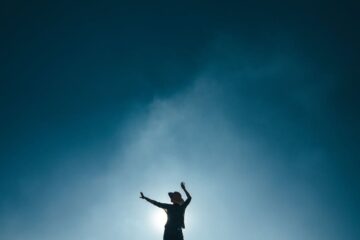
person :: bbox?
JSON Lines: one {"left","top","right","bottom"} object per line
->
{"left": 140, "top": 182, "right": 192, "bottom": 240}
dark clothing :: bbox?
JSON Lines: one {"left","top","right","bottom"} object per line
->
{"left": 145, "top": 197, "right": 192, "bottom": 229}
{"left": 163, "top": 227, "right": 183, "bottom": 240}
{"left": 145, "top": 194, "right": 191, "bottom": 240}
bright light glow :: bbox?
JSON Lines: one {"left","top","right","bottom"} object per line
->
{"left": 151, "top": 209, "right": 167, "bottom": 232}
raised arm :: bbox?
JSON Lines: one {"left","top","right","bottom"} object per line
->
{"left": 180, "top": 182, "right": 192, "bottom": 207}
{"left": 140, "top": 192, "right": 171, "bottom": 209}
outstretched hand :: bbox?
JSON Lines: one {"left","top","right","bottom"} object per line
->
{"left": 181, "top": 182, "right": 191, "bottom": 200}
{"left": 140, "top": 192, "right": 145, "bottom": 199}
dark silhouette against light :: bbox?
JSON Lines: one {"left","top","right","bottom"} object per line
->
{"left": 140, "top": 182, "right": 192, "bottom": 240}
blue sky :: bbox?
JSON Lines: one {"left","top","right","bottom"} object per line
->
{"left": 1, "top": 1, "right": 359, "bottom": 240}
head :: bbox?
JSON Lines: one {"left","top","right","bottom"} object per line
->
{"left": 168, "top": 191, "right": 184, "bottom": 205}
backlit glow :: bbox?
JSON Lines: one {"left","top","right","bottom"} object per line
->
{"left": 151, "top": 209, "right": 167, "bottom": 232}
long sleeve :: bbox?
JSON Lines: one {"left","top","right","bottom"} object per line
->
{"left": 182, "top": 189, "right": 192, "bottom": 208}
{"left": 145, "top": 197, "right": 171, "bottom": 209}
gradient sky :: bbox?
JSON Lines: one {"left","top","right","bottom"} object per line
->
{"left": 1, "top": 1, "right": 359, "bottom": 240}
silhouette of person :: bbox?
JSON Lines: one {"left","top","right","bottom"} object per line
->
{"left": 140, "top": 182, "right": 192, "bottom": 240}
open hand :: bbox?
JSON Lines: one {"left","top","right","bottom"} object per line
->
{"left": 140, "top": 192, "right": 145, "bottom": 199}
